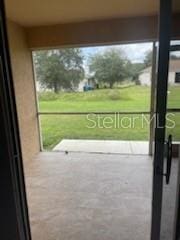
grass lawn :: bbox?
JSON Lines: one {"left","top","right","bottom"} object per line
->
{"left": 38, "top": 85, "right": 180, "bottom": 150}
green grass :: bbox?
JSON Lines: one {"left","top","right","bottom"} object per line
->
{"left": 38, "top": 85, "right": 180, "bottom": 150}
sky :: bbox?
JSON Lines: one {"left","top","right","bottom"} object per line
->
{"left": 81, "top": 42, "right": 153, "bottom": 64}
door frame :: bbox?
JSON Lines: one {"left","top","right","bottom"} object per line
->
{"left": 151, "top": 0, "right": 172, "bottom": 239}
{"left": 149, "top": 41, "right": 157, "bottom": 156}
{"left": 0, "top": 0, "right": 174, "bottom": 239}
{"left": 0, "top": 0, "right": 31, "bottom": 239}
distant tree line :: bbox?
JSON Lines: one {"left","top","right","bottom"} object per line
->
{"left": 35, "top": 47, "right": 167, "bottom": 93}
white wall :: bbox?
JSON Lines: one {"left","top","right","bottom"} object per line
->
{"left": 168, "top": 72, "right": 175, "bottom": 85}
{"left": 139, "top": 72, "right": 151, "bottom": 86}
{"left": 139, "top": 71, "right": 178, "bottom": 86}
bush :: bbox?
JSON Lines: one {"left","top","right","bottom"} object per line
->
{"left": 107, "top": 90, "right": 121, "bottom": 100}
{"left": 38, "top": 92, "right": 59, "bottom": 101}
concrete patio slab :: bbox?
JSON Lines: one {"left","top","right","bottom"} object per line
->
{"left": 53, "top": 139, "right": 149, "bottom": 154}
{"left": 26, "top": 152, "right": 152, "bottom": 240}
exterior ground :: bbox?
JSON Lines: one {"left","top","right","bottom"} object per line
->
{"left": 53, "top": 139, "right": 149, "bottom": 154}
{"left": 38, "top": 86, "right": 180, "bottom": 150}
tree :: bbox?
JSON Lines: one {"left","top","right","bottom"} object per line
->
{"left": 144, "top": 50, "right": 152, "bottom": 67}
{"left": 126, "top": 61, "right": 145, "bottom": 82}
{"left": 89, "top": 49, "right": 128, "bottom": 88}
{"left": 34, "top": 49, "right": 84, "bottom": 93}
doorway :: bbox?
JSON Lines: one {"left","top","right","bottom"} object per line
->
{"left": 22, "top": 42, "right": 154, "bottom": 239}
{"left": 1, "top": 0, "right": 180, "bottom": 239}
{"left": 33, "top": 43, "right": 154, "bottom": 155}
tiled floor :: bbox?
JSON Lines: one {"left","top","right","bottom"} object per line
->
{"left": 25, "top": 152, "right": 152, "bottom": 240}
{"left": 53, "top": 139, "right": 149, "bottom": 155}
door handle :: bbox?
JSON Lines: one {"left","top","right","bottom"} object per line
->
{"left": 165, "top": 134, "right": 173, "bottom": 184}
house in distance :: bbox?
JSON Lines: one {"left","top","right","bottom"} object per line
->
{"left": 139, "top": 59, "right": 180, "bottom": 86}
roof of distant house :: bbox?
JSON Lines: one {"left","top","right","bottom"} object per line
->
{"left": 141, "top": 59, "right": 180, "bottom": 74}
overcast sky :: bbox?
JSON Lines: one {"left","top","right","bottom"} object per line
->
{"left": 81, "top": 42, "right": 153, "bottom": 64}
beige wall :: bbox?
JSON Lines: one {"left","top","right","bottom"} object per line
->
{"left": 26, "top": 16, "right": 157, "bottom": 49}
{"left": 26, "top": 14, "right": 180, "bottom": 49}
{"left": 7, "top": 20, "right": 40, "bottom": 162}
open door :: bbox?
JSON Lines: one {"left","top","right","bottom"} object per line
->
{"left": 151, "top": 0, "right": 174, "bottom": 239}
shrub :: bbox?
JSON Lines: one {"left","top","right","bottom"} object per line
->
{"left": 107, "top": 90, "right": 121, "bottom": 100}
{"left": 38, "top": 92, "right": 59, "bottom": 101}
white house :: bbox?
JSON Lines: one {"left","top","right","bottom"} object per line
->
{"left": 78, "top": 77, "right": 97, "bottom": 92}
{"left": 138, "top": 59, "right": 180, "bottom": 86}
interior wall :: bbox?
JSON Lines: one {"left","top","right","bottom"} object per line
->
{"left": 7, "top": 20, "right": 40, "bottom": 163}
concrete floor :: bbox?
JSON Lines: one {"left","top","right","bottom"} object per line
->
{"left": 160, "top": 158, "right": 180, "bottom": 239}
{"left": 53, "top": 140, "right": 149, "bottom": 155}
{"left": 25, "top": 152, "right": 152, "bottom": 240}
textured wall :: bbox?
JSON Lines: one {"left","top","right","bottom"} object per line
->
{"left": 7, "top": 20, "right": 40, "bottom": 162}
{"left": 26, "top": 14, "right": 180, "bottom": 50}
{"left": 26, "top": 16, "right": 157, "bottom": 49}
